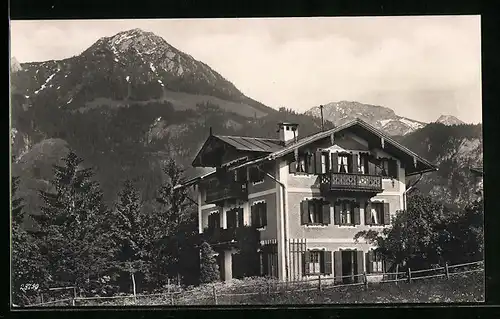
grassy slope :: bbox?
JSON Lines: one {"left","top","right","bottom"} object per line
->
{"left": 69, "top": 272, "right": 483, "bottom": 306}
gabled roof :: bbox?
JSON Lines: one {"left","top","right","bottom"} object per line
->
{"left": 227, "top": 118, "right": 438, "bottom": 176}
{"left": 214, "top": 135, "right": 284, "bottom": 152}
{"left": 179, "top": 118, "right": 438, "bottom": 189}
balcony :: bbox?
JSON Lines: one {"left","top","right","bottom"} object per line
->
{"left": 319, "top": 172, "right": 383, "bottom": 194}
{"left": 205, "top": 181, "right": 248, "bottom": 205}
{"left": 202, "top": 226, "right": 260, "bottom": 249}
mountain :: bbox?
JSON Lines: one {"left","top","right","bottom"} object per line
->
{"left": 397, "top": 122, "right": 483, "bottom": 209}
{"left": 11, "top": 28, "right": 273, "bottom": 117}
{"left": 435, "top": 115, "right": 465, "bottom": 126}
{"left": 305, "top": 101, "right": 426, "bottom": 136}
{"left": 10, "top": 29, "right": 326, "bottom": 221}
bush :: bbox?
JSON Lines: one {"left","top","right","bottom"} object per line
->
{"left": 199, "top": 242, "right": 220, "bottom": 284}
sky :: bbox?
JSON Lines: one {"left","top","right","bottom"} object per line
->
{"left": 10, "top": 16, "right": 482, "bottom": 124}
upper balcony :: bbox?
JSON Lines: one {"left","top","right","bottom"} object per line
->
{"left": 205, "top": 181, "right": 248, "bottom": 205}
{"left": 319, "top": 172, "right": 383, "bottom": 194}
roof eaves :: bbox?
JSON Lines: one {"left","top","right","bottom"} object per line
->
{"left": 174, "top": 170, "right": 216, "bottom": 190}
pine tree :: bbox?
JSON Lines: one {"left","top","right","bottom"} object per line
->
{"left": 108, "top": 180, "right": 149, "bottom": 292}
{"left": 32, "top": 151, "right": 115, "bottom": 294}
{"left": 199, "top": 241, "right": 220, "bottom": 284}
{"left": 11, "top": 176, "right": 48, "bottom": 305}
{"left": 152, "top": 158, "right": 197, "bottom": 286}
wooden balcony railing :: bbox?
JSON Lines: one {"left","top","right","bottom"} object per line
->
{"left": 320, "top": 173, "right": 383, "bottom": 193}
{"left": 205, "top": 181, "right": 248, "bottom": 204}
{"left": 202, "top": 226, "right": 260, "bottom": 248}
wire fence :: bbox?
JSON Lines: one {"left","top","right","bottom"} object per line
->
{"left": 24, "top": 260, "right": 483, "bottom": 307}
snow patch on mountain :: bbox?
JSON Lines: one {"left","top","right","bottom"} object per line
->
{"left": 34, "top": 72, "right": 57, "bottom": 94}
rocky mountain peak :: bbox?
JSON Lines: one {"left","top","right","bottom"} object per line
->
{"left": 10, "top": 56, "right": 22, "bottom": 73}
{"left": 305, "top": 100, "right": 425, "bottom": 136}
{"left": 435, "top": 115, "right": 465, "bottom": 126}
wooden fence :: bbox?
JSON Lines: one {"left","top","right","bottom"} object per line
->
{"left": 24, "top": 260, "right": 483, "bottom": 307}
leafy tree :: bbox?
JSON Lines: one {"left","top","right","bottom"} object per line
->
{"left": 32, "top": 151, "right": 116, "bottom": 294}
{"left": 11, "top": 176, "right": 48, "bottom": 306}
{"left": 199, "top": 241, "right": 220, "bottom": 284}
{"left": 354, "top": 191, "right": 473, "bottom": 270}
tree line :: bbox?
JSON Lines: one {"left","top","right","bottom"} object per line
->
{"left": 11, "top": 150, "right": 221, "bottom": 306}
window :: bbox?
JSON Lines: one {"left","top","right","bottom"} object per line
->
{"left": 369, "top": 202, "right": 384, "bottom": 225}
{"left": 358, "top": 154, "right": 369, "bottom": 174}
{"left": 301, "top": 199, "right": 331, "bottom": 225}
{"left": 365, "top": 201, "right": 390, "bottom": 226}
{"left": 303, "top": 250, "right": 332, "bottom": 276}
{"left": 321, "top": 152, "right": 328, "bottom": 174}
{"left": 367, "top": 250, "right": 384, "bottom": 273}
{"left": 208, "top": 211, "right": 220, "bottom": 229}
{"left": 338, "top": 154, "right": 349, "bottom": 173}
{"left": 334, "top": 200, "right": 360, "bottom": 226}
{"left": 249, "top": 165, "right": 265, "bottom": 184}
{"left": 290, "top": 152, "right": 314, "bottom": 174}
{"left": 308, "top": 251, "right": 321, "bottom": 274}
{"left": 380, "top": 159, "right": 389, "bottom": 177}
{"left": 340, "top": 201, "right": 352, "bottom": 224}
{"left": 227, "top": 208, "right": 243, "bottom": 229}
{"left": 251, "top": 202, "right": 267, "bottom": 228}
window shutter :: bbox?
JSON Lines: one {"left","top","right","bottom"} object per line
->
{"left": 323, "top": 251, "right": 332, "bottom": 275}
{"left": 334, "top": 203, "right": 341, "bottom": 225}
{"left": 331, "top": 153, "right": 339, "bottom": 173}
{"left": 315, "top": 151, "right": 322, "bottom": 174}
{"left": 351, "top": 153, "right": 359, "bottom": 173}
{"left": 365, "top": 202, "right": 372, "bottom": 225}
{"left": 289, "top": 160, "right": 297, "bottom": 173}
{"left": 303, "top": 251, "right": 310, "bottom": 276}
{"left": 251, "top": 205, "right": 257, "bottom": 226}
{"left": 334, "top": 251, "right": 342, "bottom": 283}
{"left": 353, "top": 204, "right": 361, "bottom": 225}
{"left": 306, "top": 153, "right": 315, "bottom": 174}
{"left": 300, "top": 200, "right": 309, "bottom": 225}
{"left": 366, "top": 251, "right": 373, "bottom": 273}
{"left": 261, "top": 202, "right": 267, "bottom": 227}
{"left": 389, "top": 159, "right": 398, "bottom": 179}
{"left": 238, "top": 208, "right": 244, "bottom": 228}
{"left": 356, "top": 251, "right": 364, "bottom": 281}
{"left": 383, "top": 202, "right": 391, "bottom": 225}
{"left": 322, "top": 201, "right": 331, "bottom": 225}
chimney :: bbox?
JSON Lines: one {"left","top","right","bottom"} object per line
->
{"left": 277, "top": 122, "right": 299, "bottom": 144}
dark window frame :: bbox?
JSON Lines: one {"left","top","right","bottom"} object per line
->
{"left": 368, "top": 202, "right": 385, "bottom": 226}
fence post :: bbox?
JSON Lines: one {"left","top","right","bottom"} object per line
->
{"left": 318, "top": 275, "right": 322, "bottom": 292}
{"left": 407, "top": 268, "right": 412, "bottom": 284}
{"left": 445, "top": 262, "right": 450, "bottom": 280}
{"left": 395, "top": 264, "right": 399, "bottom": 285}
{"left": 72, "top": 287, "right": 76, "bottom": 306}
{"left": 363, "top": 272, "right": 368, "bottom": 290}
{"left": 212, "top": 285, "right": 218, "bottom": 305}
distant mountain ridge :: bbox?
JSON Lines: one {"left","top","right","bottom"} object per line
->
{"left": 305, "top": 101, "right": 427, "bottom": 136}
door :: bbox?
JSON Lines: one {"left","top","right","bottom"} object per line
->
{"left": 341, "top": 250, "right": 357, "bottom": 284}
